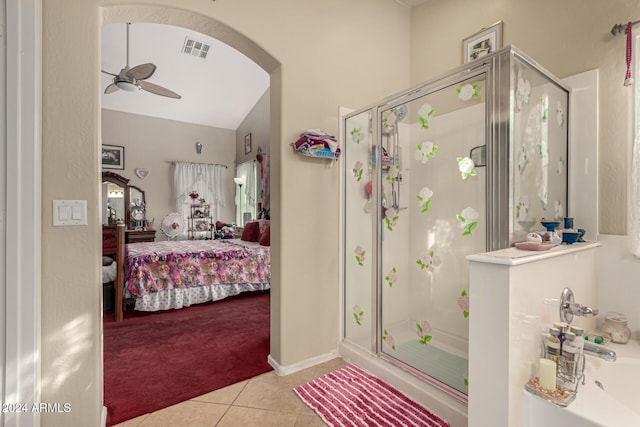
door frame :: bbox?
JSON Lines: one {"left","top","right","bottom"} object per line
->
{"left": 3, "top": 1, "right": 42, "bottom": 425}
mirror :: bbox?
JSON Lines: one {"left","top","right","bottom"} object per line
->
{"left": 129, "top": 185, "right": 146, "bottom": 229}
{"left": 102, "top": 171, "right": 129, "bottom": 226}
{"left": 102, "top": 171, "right": 147, "bottom": 229}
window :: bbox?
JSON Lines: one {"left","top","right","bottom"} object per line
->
{"left": 235, "top": 160, "right": 258, "bottom": 226}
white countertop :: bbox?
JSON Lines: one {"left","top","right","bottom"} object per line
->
{"left": 466, "top": 242, "right": 601, "bottom": 266}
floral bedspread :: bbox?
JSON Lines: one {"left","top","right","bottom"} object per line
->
{"left": 125, "top": 239, "right": 270, "bottom": 298}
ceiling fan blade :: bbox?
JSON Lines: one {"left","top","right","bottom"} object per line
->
{"left": 127, "top": 63, "right": 156, "bottom": 80}
{"left": 139, "top": 80, "right": 181, "bottom": 99}
{"left": 101, "top": 69, "right": 118, "bottom": 77}
{"left": 104, "top": 83, "right": 120, "bottom": 94}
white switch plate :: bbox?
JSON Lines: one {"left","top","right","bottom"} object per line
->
{"left": 53, "top": 200, "right": 87, "bottom": 226}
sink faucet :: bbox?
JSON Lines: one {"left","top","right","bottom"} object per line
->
{"left": 559, "top": 288, "right": 599, "bottom": 323}
{"left": 583, "top": 341, "right": 617, "bottom": 362}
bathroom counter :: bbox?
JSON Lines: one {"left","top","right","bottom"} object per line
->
{"left": 466, "top": 241, "right": 601, "bottom": 266}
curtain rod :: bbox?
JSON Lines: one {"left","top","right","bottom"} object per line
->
{"left": 611, "top": 20, "right": 640, "bottom": 36}
{"left": 168, "top": 161, "right": 228, "bottom": 168}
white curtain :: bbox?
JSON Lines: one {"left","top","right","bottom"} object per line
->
{"left": 174, "top": 162, "right": 226, "bottom": 238}
{"left": 631, "top": 34, "right": 640, "bottom": 257}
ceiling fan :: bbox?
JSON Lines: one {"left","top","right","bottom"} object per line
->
{"left": 102, "top": 22, "right": 181, "bottom": 99}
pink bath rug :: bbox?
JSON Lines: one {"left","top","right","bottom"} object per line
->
{"left": 293, "top": 364, "right": 449, "bottom": 427}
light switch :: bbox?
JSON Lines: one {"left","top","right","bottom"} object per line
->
{"left": 53, "top": 200, "right": 87, "bottom": 226}
{"left": 58, "top": 205, "right": 71, "bottom": 221}
{"left": 72, "top": 205, "right": 82, "bottom": 220}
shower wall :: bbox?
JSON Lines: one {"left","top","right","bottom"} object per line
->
{"left": 342, "top": 46, "right": 569, "bottom": 405}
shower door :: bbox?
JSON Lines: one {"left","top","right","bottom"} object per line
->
{"left": 377, "top": 72, "right": 488, "bottom": 398}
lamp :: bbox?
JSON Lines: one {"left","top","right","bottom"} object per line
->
{"left": 115, "top": 80, "right": 140, "bottom": 92}
{"left": 233, "top": 176, "right": 246, "bottom": 225}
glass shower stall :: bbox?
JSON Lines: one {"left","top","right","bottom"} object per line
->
{"left": 342, "top": 46, "right": 569, "bottom": 401}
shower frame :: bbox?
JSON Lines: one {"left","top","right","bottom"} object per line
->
{"left": 340, "top": 45, "right": 570, "bottom": 403}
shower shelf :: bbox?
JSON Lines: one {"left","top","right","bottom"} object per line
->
{"left": 291, "top": 145, "right": 341, "bottom": 160}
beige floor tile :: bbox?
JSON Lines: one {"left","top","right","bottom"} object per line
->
{"left": 217, "top": 406, "right": 298, "bottom": 427}
{"left": 190, "top": 380, "right": 248, "bottom": 405}
{"left": 233, "top": 377, "right": 309, "bottom": 414}
{"left": 294, "top": 413, "right": 327, "bottom": 427}
{"left": 112, "top": 413, "right": 150, "bottom": 427}
{"left": 138, "top": 401, "right": 228, "bottom": 427}
{"left": 233, "top": 357, "right": 346, "bottom": 415}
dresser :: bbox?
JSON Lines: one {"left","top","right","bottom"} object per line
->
{"left": 126, "top": 229, "right": 157, "bottom": 244}
{"left": 102, "top": 226, "right": 156, "bottom": 255}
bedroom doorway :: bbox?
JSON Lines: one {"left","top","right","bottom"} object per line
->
{"left": 100, "top": 5, "right": 280, "bottom": 425}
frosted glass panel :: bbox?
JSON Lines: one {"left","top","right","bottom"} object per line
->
{"left": 343, "top": 110, "right": 373, "bottom": 350}
{"left": 512, "top": 57, "right": 569, "bottom": 241}
{"left": 379, "top": 75, "right": 487, "bottom": 395}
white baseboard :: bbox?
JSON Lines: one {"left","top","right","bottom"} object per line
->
{"left": 101, "top": 406, "right": 107, "bottom": 427}
{"left": 267, "top": 350, "right": 339, "bottom": 376}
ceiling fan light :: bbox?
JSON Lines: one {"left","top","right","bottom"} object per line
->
{"left": 115, "top": 80, "right": 140, "bottom": 92}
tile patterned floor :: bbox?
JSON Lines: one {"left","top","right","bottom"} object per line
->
{"left": 112, "top": 357, "right": 347, "bottom": 426}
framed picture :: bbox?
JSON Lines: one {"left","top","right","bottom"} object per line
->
{"left": 244, "top": 133, "right": 252, "bottom": 155}
{"left": 101, "top": 144, "right": 125, "bottom": 170}
{"left": 462, "top": 21, "right": 503, "bottom": 64}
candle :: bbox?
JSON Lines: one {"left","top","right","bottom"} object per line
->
{"left": 539, "top": 358, "right": 557, "bottom": 391}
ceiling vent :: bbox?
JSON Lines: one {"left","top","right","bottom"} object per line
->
{"left": 182, "top": 37, "right": 211, "bottom": 59}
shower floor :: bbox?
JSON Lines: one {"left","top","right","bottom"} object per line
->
{"left": 391, "top": 340, "right": 468, "bottom": 394}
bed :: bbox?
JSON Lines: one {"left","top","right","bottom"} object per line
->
{"left": 111, "top": 222, "right": 270, "bottom": 322}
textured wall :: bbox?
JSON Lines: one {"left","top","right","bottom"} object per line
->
{"left": 102, "top": 109, "right": 237, "bottom": 230}
{"left": 41, "top": 2, "right": 411, "bottom": 424}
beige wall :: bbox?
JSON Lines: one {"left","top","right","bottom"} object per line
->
{"left": 102, "top": 109, "right": 237, "bottom": 231}
{"left": 41, "top": 1, "right": 411, "bottom": 424}
{"left": 236, "top": 89, "right": 270, "bottom": 165}
{"left": 411, "top": 0, "right": 640, "bottom": 235}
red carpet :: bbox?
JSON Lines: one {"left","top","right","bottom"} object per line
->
{"left": 103, "top": 291, "right": 271, "bottom": 426}
{"left": 294, "top": 365, "right": 449, "bottom": 427}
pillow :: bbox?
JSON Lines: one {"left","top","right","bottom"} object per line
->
{"left": 259, "top": 226, "right": 270, "bottom": 246}
{"left": 102, "top": 256, "right": 114, "bottom": 266}
{"left": 241, "top": 221, "right": 260, "bottom": 242}
{"left": 257, "top": 219, "right": 270, "bottom": 234}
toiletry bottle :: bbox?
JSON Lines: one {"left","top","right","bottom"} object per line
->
{"left": 545, "top": 327, "right": 561, "bottom": 372}
{"left": 560, "top": 331, "right": 577, "bottom": 389}
{"left": 570, "top": 326, "right": 585, "bottom": 384}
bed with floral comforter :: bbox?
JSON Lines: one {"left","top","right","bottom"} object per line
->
{"left": 124, "top": 239, "right": 270, "bottom": 312}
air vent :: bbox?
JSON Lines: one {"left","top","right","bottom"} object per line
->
{"left": 182, "top": 37, "right": 211, "bottom": 59}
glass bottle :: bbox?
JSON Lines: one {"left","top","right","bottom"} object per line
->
{"left": 545, "top": 327, "right": 561, "bottom": 373}
{"left": 601, "top": 312, "right": 632, "bottom": 344}
{"left": 570, "top": 325, "right": 585, "bottom": 384}
{"left": 559, "top": 331, "right": 577, "bottom": 388}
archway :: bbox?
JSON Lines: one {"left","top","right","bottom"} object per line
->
{"left": 100, "top": 3, "right": 281, "bottom": 419}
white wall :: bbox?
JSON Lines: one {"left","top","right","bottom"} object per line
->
{"left": 596, "top": 235, "right": 640, "bottom": 339}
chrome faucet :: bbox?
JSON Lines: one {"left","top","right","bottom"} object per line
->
{"left": 584, "top": 341, "right": 617, "bottom": 362}
{"left": 559, "top": 288, "right": 599, "bottom": 323}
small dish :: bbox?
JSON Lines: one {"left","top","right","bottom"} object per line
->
{"left": 515, "top": 242, "right": 555, "bottom": 251}
{"left": 561, "top": 231, "right": 581, "bottom": 244}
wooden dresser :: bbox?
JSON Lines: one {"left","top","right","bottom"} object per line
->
{"left": 102, "top": 226, "right": 156, "bottom": 254}
{"left": 126, "top": 229, "right": 157, "bottom": 244}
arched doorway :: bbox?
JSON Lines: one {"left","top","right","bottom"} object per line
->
{"left": 100, "top": 4, "right": 281, "bottom": 421}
